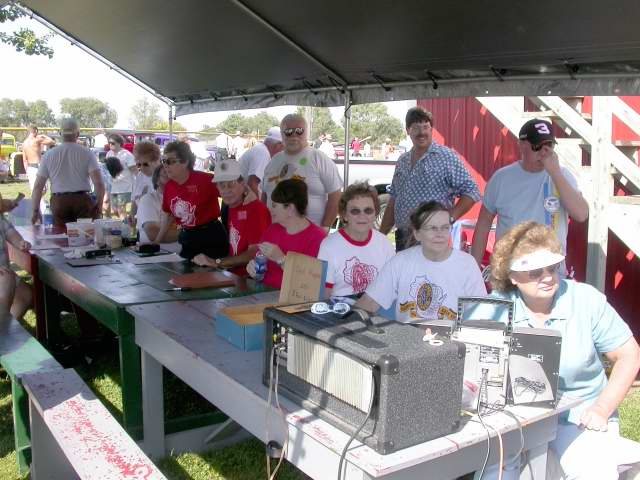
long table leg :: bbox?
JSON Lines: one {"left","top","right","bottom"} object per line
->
{"left": 117, "top": 309, "right": 143, "bottom": 439}
{"left": 141, "top": 350, "right": 165, "bottom": 459}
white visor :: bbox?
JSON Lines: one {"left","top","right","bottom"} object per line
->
{"left": 510, "top": 249, "right": 565, "bottom": 272}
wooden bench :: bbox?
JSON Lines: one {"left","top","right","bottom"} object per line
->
{"left": 0, "top": 316, "right": 63, "bottom": 473}
{"left": 22, "top": 368, "right": 167, "bottom": 480}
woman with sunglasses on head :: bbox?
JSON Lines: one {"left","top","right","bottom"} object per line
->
{"left": 153, "top": 141, "right": 228, "bottom": 260}
{"left": 246, "top": 178, "right": 327, "bottom": 289}
{"left": 318, "top": 182, "right": 394, "bottom": 297}
{"left": 106, "top": 133, "right": 136, "bottom": 218}
{"left": 478, "top": 221, "right": 640, "bottom": 480}
{"left": 129, "top": 141, "right": 160, "bottom": 227}
{"left": 355, "top": 201, "right": 486, "bottom": 323}
{"left": 261, "top": 114, "right": 343, "bottom": 230}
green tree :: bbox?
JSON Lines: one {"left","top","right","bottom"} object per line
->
{"left": 296, "top": 107, "right": 344, "bottom": 144}
{"left": 343, "top": 103, "right": 404, "bottom": 146}
{"left": 153, "top": 120, "right": 188, "bottom": 132}
{"left": 0, "top": 98, "right": 29, "bottom": 126}
{"left": 27, "top": 100, "right": 56, "bottom": 127}
{"left": 59, "top": 97, "right": 117, "bottom": 128}
{"left": 216, "top": 113, "right": 250, "bottom": 134}
{"left": 245, "top": 112, "right": 280, "bottom": 136}
{"left": 0, "top": 5, "right": 53, "bottom": 57}
{"left": 129, "top": 98, "right": 162, "bottom": 130}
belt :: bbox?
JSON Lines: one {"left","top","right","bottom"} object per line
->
{"left": 182, "top": 219, "right": 220, "bottom": 231}
{"left": 52, "top": 191, "right": 90, "bottom": 196}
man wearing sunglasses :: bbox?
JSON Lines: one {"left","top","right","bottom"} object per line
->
{"left": 262, "top": 114, "right": 342, "bottom": 230}
{"left": 471, "top": 118, "right": 589, "bottom": 274}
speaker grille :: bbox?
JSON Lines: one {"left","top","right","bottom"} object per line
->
{"left": 287, "top": 333, "right": 373, "bottom": 411}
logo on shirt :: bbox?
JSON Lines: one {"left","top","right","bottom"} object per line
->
{"left": 543, "top": 196, "right": 560, "bottom": 214}
{"left": 229, "top": 223, "right": 240, "bottom": 255}
{"left": 170, "top": 197, "right": 196, "bottom": 227}
{"left": 238, "top": 210, "right": 247, "bottom": 220}
{"left": 397, "top": 275, "right": 455, "bottom": 320}
{"left": 342, "top": 257, "right": 377, "bottom": 294}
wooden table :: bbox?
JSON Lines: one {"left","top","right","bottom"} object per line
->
{"left": 34, "top": 247, "right": 272, "bottom": 437}
{"left": 130, "top": 298, "right": 581, "bottom": 479}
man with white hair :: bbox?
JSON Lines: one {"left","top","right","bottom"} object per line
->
{"left": 31, "top": 118, "right": 104, "bottom": 227}
{"left": 238, "top": 126, "right": 284, "bottom": 197}
{"left": 262, "top": 114, "right": 343, "bottom": 229}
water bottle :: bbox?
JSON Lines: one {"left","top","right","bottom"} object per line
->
{"left": 43, "top": 206, "right": 53, "bottom": 232}
{"left": 254, "top": 253, "right": 268, "bottom": 282}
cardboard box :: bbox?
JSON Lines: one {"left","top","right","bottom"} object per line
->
{"left": 215, "top": 304, "right": 273, "bottom": 351}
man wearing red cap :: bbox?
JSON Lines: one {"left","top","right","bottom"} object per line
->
{"left": 471, "top": 118, "right": 589, "bottom": 271}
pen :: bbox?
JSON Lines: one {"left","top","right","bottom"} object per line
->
{"left": 163, "top": 287, "right": 192, "bottom": 292}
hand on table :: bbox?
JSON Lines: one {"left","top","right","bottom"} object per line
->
{"left": 31, "top": 210, "right": 42, "bottom": 226}
{"left": 579, "top": 404, "right": 609, "bottom": 431}
{"left": 192, "top": 254, "right": 216, "bottom": 268}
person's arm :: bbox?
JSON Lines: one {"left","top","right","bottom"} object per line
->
{"left": 354, "top": 293, "right": 381, "bottom": 314}
{"left": 321, "top": 190, "right": 341, "bottom": 229}
{"left": 451, "top": 195, "right": 476, "bottom": 221}
{"left": 541, "top": 148, "right": 589, "bottom": 222}
{"left": 378, "top": 196, "right": 395, "bottom": 234}
{"left": 153, "top": 211, "right": 173, "bottom": 244}
{"left": 6, "top": 228, "right": 30, "bottom": 251}
{"left": 143, "top": 221, "right": 178, "bottom": 243}
{"left": 30, "top": 175, "right": 47, "bottom": 224}
{"left": 470, "top": 206, "right": 496, "bottom": 266}
{"left": 580, "top": 337, "right": 640, "bottom": 430}
{"left": 38, "top": 134, "right": 55, "bottom": 147}
{"left": 247, "top": 175, "right": 261, "bottom": 198}
{"left": 89, "top": 169, "right": 105, "bottom": 218}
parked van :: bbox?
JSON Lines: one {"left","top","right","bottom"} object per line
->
{"left": 0, "top": 133, "right": 17, "bottom": 182}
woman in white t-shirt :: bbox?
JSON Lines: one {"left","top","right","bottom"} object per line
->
{"left": 129, "top": 141, "right": 160, "bottom": 227}
{"left": 318, "top": 182, "right": 394, "bottom": 297}
{"left": 106, "top": 133, "right": 136, "bottom": 218}
{"left": 137, "top": 165, "right": 178, "bottom": 246}
{"left": 356, "top": 201, "right": 486, "bottom": 323}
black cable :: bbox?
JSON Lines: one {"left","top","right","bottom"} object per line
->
{"left": 337, "top": 376, "right": 376, "bottom": 480}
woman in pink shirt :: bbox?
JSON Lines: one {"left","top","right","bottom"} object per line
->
{"left": 246, "top": 178, "right": 327, "bottom": 288}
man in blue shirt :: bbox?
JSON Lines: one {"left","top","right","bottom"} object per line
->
{"left": 379, "top": 107, "right": 480, "bottom": 251}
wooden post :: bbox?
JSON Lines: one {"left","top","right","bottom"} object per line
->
{"left": 586, "top": 97, "right": 613, "bottom": 292}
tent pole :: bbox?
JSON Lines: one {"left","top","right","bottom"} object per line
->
{"left": 168, "top": 104, "right": 174, "bottom": 140}
{"left": 343, "top": 91, "right": 351, "bottom": 189}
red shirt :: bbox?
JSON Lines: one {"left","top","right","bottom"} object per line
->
{"left": 162, "top": 171, "right": 220, "bottom": 228}
{"left": 260, "top": 221, "right": 327, "bottom": 289}
{"left": 228, "top": 199, "right": 271, "bottom": 276}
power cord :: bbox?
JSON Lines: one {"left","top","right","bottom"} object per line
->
{"left": 337, "top": 376, "right": 376, "bottom": 480}
{"left": 269, "top": 346, "right": 289, "bottom": 480}
{"left": 476, "top": 369, "right": 491, "bottom": 480}
{"left": 266, "top": 343, "right": 288, "bottom": 480}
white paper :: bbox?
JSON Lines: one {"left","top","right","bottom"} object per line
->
{"left": 127, "top": 253, "right": 183, "bottom": 265}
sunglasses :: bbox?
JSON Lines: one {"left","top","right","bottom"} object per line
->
{"left": 524, "top": 263, "right": 560, "bottom": 281}
{"left": 136, "top": 162, "right": 152, "bottom": 168}
{"left": 420, "top": 224, "right": 452, "bottom": 234}
{"left": 348, "top": 207, "right": 375, "bottom": 216}
{"left": 162, "top": 157, "right": 186, "bottom": 165}
{"left": 283, "top": 127, "right": 305, "bottom": 137}
{"left": 531, "top": 141, "right": 555, "bottom": 152}
{"left": 311, "top": 301, "right": 351, "bottom": 315}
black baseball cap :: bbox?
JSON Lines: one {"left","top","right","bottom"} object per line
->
{"left": 518, "top": 119, "right": 556, "bottom": 145}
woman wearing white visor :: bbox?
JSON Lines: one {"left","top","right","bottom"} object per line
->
{"left": 480, "top": 221, "right": 640, "bottom": 480}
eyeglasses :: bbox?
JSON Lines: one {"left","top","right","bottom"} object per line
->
{"left": 136, "top": 162, "right": 152, "bottom": 168}
{"left": 162, "top": 157, "right": 186, "bottom": 166}
{"left": 311, "top": 302, "right": 351, "bottom": 315}
{"left": 348, "top": 207, "right": 376, "bottom": 216}
{"left": 409, "top": 122, "right": 432, "bottom": 133}
{"left": 283, "top": 127, "right": 305, "bottom": 137}
{"left": 531, "top": 141, "right": 555, "bottom": 152}
{"left": 419, "top": 224, "right": 452, "bottom": 234}
{"left": 523, "top": 263, "right": 560, "bottom": 281}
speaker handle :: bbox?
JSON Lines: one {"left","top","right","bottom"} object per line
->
{"left": 455, "top": 296, "right": 514, "bottom": 335}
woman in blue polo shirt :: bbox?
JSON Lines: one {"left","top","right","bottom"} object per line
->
{"left": 483, "top": 221, "right": 640, "bottom": 479}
